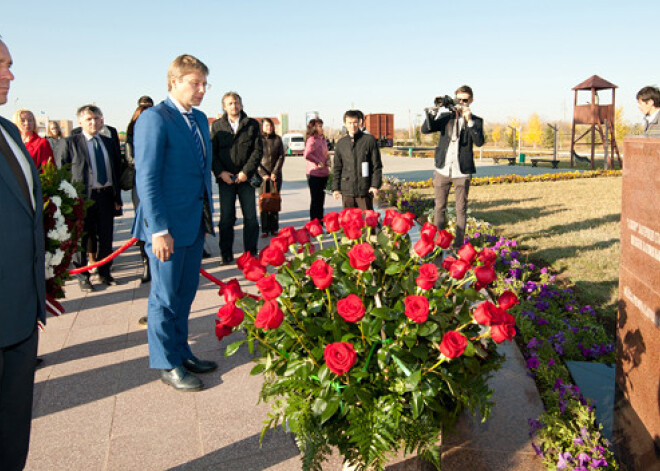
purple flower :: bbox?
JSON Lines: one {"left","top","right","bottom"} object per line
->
{"left": 548, "top": 358, "right": 555, "bottom": 366}
{"left": 540, "top": 267, "right": 548, "bottom": 274}
{"left": 553, "top": 343, "right": 564, "bottom": 355}
{"left": 527, "top": 337, "right": 541, "bottom": 349}
{"left": 527, "top": 356, "right": 540, "bottom": 370}
{"left": 573, "top": 437, "right": 584, "bottom": 446}
{"left": 536, "top": 318, "right": 549, "bottom": 326}
{"left": 565, "top": 304, "right": 574, "bottom": 311}
{"left": 591, "top": 458, "right": 608, "bottom": 467}
{"left": 556, "top": 451, "right": 572, "bottom": 469}
{"left": 577, "top": 452, "right": 591, "bottom": 466}
{"left": 559, "top": 399, "right": 568, "bottom": 414}
{"left": 531, "top": 442, "right": 544, "bottom": 457}
{"left": 535, "top": 301, "right": 550, "bottom": 311}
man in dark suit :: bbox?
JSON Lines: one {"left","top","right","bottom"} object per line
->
{"left": 0, "top": 37, "right": 46, "bottom": 471}
{"left": 133, "top": 54, "right": 216, "bottom": 391}
{"left": 56, "top": 105, "right": 123, "bottom": 290}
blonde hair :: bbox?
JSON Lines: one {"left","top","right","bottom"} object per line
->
{"left": 167, "top": 54, "right": 209, "bottom": 91}
{"left": 12, "top": 108, "right": 35, "bottom": 129}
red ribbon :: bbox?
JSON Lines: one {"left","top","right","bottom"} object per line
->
{"left": 69, "top": 237, "right": 139, "bottom": 274}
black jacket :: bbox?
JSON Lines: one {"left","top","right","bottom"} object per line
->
{"left": 421, "top": 111, "right": 484, "bottom": 175}
{"left": 332, "top": 131, "right": 383, "bottom": 197}
{"left": 211, "top": 111, "right": 262, "bottom": 180}
{"left": 258, "top": 134, "right": 285, "bottom": 181}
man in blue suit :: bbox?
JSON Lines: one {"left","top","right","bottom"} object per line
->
{"left": 133, "top": 54, "right": 217, "bottom": 391}
{"left": 0, "top": 37, "right": 46, "bottom": 470}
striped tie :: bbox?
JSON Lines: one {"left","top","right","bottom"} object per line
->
{"left": 184, "top": 112, "right": 206, "bottom": 168}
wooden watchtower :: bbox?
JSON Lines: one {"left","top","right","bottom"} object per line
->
{"left": 570, "top": 75, "right": 622, "bottom": 169}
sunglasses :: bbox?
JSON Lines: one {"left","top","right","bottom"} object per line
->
{"left": 457, "top": 98, "right": 470, "bottom": 103}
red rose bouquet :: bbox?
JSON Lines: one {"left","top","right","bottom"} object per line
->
{"left": 219, "top": 209, "right": 516, "bottom": 470}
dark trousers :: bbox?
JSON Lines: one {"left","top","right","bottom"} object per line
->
{"left": 218, "top": 180, "right": 259, "bottom": 259}
{"left": 75, "top": 187, "right": 115, "bottom": 279}
{"left": 259, "top": 180, "right": 279, "bottom": 235}
{"left": 342, "top": 194, "right": 373, "bottom": 210}
{"left": 307, "top": 175, "right": 328, "bottom": 222}
{"left": 0, "top": 326, "right": 38, "bottom": 471}
{"left": 433, "top": 173, "right": 471, "bottom": 249}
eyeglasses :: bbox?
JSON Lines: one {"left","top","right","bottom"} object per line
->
{"left": 457, "top": 98, "right": 470, "bottom": 103}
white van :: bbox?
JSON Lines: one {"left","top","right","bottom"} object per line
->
{"left": 282, "top": 133, "right": 305, "bottom": 155}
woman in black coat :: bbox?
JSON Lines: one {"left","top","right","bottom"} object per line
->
{"left": 258, "top": 118, "right": 285, "bottom": 236}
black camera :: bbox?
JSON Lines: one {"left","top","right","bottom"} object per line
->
{"left": 434, "top": 95, "right": 460, "bottom": 112}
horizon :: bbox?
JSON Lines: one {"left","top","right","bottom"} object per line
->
{"left": 1, "top": 1, "right": 657, "bottom": 132}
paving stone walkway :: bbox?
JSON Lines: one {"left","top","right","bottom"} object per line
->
{"left": 26, "top": 155, "right": 545, "bottom": 470}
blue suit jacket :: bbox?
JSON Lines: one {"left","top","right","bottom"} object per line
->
{"left": 132, "top": 98, "right": 213, "bottom": 246}
{"left": 0, "top": 116, "right": 46, "bottom": 347}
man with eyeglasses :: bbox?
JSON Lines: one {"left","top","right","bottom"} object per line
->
{"left": 132, "top": 54, "right": 216, "bottom": 392}
{"left": 422, "top": 85, "right": 484, "bottom": 251}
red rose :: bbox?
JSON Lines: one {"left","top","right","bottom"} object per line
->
{"left": 257, "top": 275, "right": 283, "bottom": 300}
{"left": 299, "top": 244, "right": 316, "bottom": 254}
{"left": 364, "top": 210, "right": 379, "bottom": 228}
{"left": 307, "top": 259, "right": 333, "bottom": 289}
{"left": 340, "top": 208, "right": 364, "bottom": 227}
{"left": 215, "top": 320, "right": 233, "bottom": 341}
{"left": 477, "top": 247, "right": 497, "bottom": 266}
{"left": 404, "top": 295, "right": 429, "bottom": 323}
{"left": 493, "top": 309, "right": 515, "bottom": 326}
{"left": 269, "top": 236, "right": 289, "bottom": 253}
{"left": 474, "top": 265, "right": 497, "bottom": 286}
{"left": 435, "top": 229, "right": 454, "bottom": 249}
{"left": 348, "top": 243, "right": 375, "bottom": 271}
{"left": 254, "top": 300, "right": 284, "bottom": 330}
{"left": 337, "top": 294, "right": 365, "bottom": 322}
{"left": 342, "top": 221, "right": 363, "bottom": 240}
{"left": 217, "top": 302, "right": 245, "bottom": 327}
{"left": 242, "top": 258, "right": 266, "bottom": 281}
{"left": 391, "top": 214, "right": 413, "bottom": 235}
{"left": 237, "top": 252, "right": 256, "bottom": 271}
{"left": 497, "top": 290, "right": 520, "bottom": 310}
{"left": 420, "top": 222, "right": 437, "bottom": 242}
{"left": 441, "top": 255, "right": 456, "bottom": 271}
{"left": 416, "top": 263, "right": 438, "bottom": 290}
{"left": 259, "top": 245, "right": 285, "bottom": 267}
{"left": 473, "top": 301, "right": 498, "bottom": 326}
{"left": 324, "top": 212, "right": 340, "bottom": 232}
{"left": 413, "top": 237, "right": 435, "bottom": 258}
{"left": 294, "top": 228, "right": 310, "bottom": 245}
{"left": 305, "top": 219, "right": 324, "bottom": 237}
{"left": 278, "top": 226, "right": 296, "bottom": 246}
{"left": 457, "top": 243, "right": 477, "bottom": 264}
{"left": 220, "top": 279, "right": 244, "bottom": 303}
{"left": 448, "top": 259, "right": 471, "bottom": 279}
{"left": 439, "top": 331, "right": 468, "bottom": 358}
{"left": 323, "top": 342, "right": 357, "bottom": 376}
{"left": 383, "top": 208, "right": 399, "bottom": 227}
{"left": 491, "top": 323, "right": 516, "bottom": 343}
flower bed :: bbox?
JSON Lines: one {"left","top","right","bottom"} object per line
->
{"left": 381, "top": 169, "right": 622, "bottom": 192}
{"left": 215, "top": 209, "right": 520, "bottom": 470}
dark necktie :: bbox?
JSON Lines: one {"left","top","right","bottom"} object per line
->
{"left": 184, "top": 112, "right": 206, "bottom": 168}
{"left": 0, "top": 126, "right": 33, "bottom": 208}
{"left": 93, "top": 137, "right": 108, "bottom": 185}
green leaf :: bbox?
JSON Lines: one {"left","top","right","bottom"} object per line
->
{"left": 250, "top": 363, "right": 265, "bottom": 375}
{"left": 391, "top": 354, "right": 412, "bottom": 376}
{"left": 320, "top": 398, "right": 340, "bottom": 424}
{"left": 404, "top": 369, "right": 421, "bottom": 391}
{"left": 411, "top": 390, "right": 423, "bottom": 419}
{"left": 225, "top": 340, "right": 244, "bottom": 357}
{"left": 385, "top": 263, "right": 403, "bottom": 275}
{"left": 311, "top": 398, "right": 327, "bottom": 417}
{"left": 463, "top": 340, "right": 476, "bottom": 357}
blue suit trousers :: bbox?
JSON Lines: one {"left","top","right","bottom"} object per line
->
{"left": 145, "top": 228, "right": 204, "bottom": 369}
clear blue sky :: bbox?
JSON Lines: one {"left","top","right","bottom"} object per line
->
{"left": 1, "top": 1, "right": 657, "bottom": 131}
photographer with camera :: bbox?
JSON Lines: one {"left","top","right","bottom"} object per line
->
{"left": 422, "top": 85, "right": 484, "bottom": 251}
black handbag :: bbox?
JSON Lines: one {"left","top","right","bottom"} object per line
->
{"left": 119, "top": 163, "right": 135, "bottom": 191}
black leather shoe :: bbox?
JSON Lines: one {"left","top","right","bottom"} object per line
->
{"left": 99, "top": 275, "right": 119, "bottom": 286}
{"left": 140, "top": 257, "right": 151, "bottom": 284}
{"left": 221, "top": 256, "right": 234, "bottom": 266}
{"left": 202, "top": 249, "right": 211, "bottom": 259}
{"left": 161, "top": 366, "right": 203, "bottom": 391}
{"left": 182, "top": 356, "right": 218, "bottom": 374}
{"left": 79, "top": 278, "right": 94, "bottom": 292}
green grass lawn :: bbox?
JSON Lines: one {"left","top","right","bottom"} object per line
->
{"left": 458, "top": 177, "right": 621, "bottom": 329}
